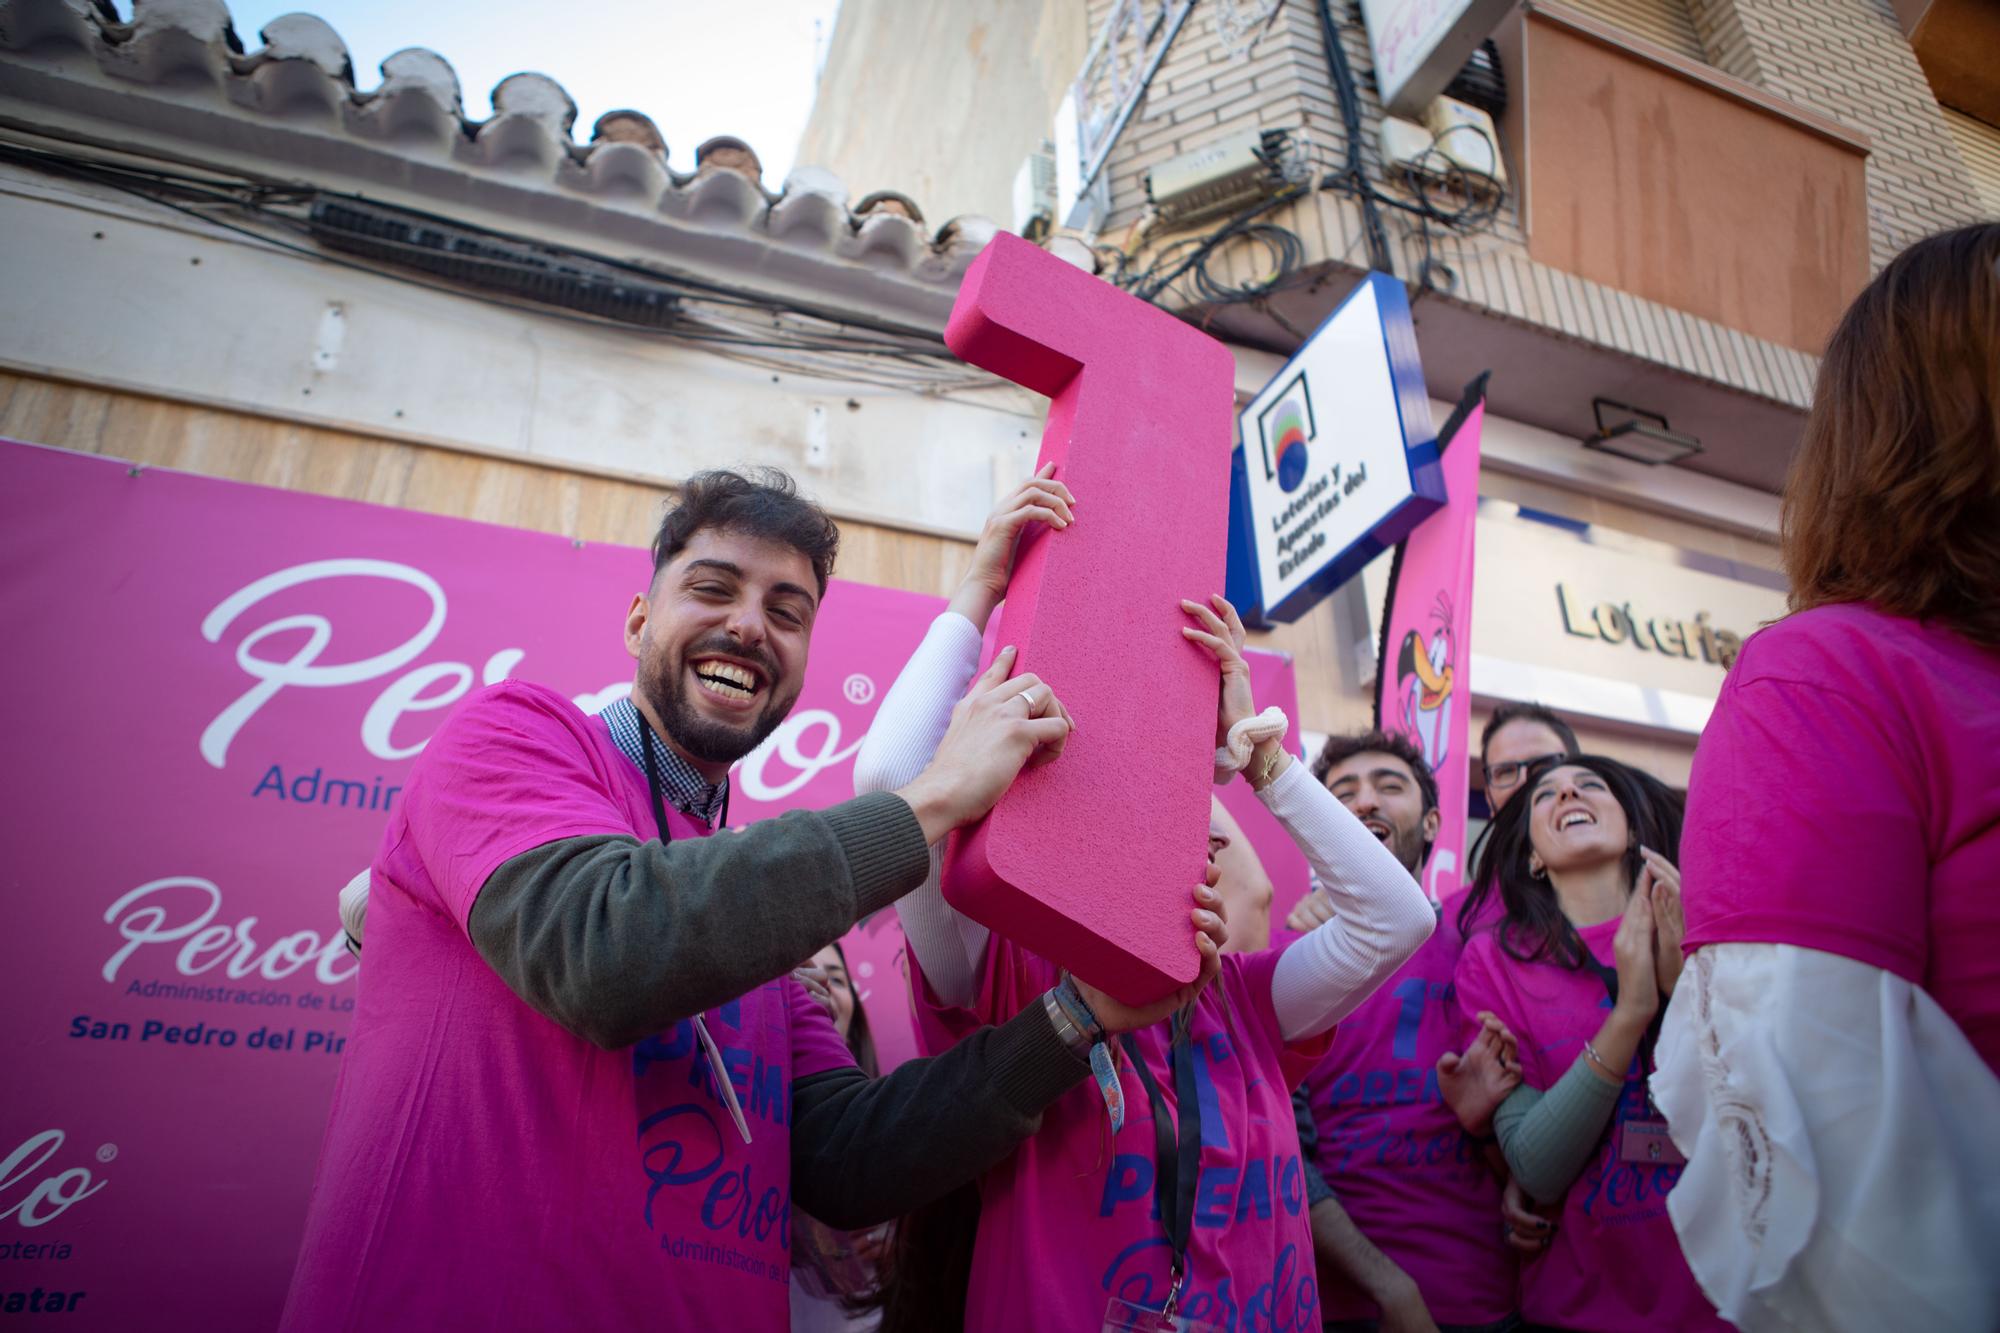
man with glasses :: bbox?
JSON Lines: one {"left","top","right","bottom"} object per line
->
{"left": 1479, "top": 704, "right": 1580, "bottom": 811}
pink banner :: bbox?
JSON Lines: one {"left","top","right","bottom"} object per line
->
{"left": 1374, "top": 403, "right": 1484, "bottom": 902}
{"left": 0, "top": 440, "right": 1306, "bottom": 1330}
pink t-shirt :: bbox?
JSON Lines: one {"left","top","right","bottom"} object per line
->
{"left": 1298, "top": 892, "right": 1515, "bottom": 1325}
{"left": 279, "top": 681, "right": 854, "bottom": 1333}
{"left": 1455, "top": 920, "right": 1726, "bottom": 1333}
{"left": 1682, "top": 603, "right": 2000, "bottom": 1068}
{"left": 914, "top": 941, "right": 1332, "bottom": 1333}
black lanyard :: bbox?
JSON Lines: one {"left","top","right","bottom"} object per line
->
{"left": 638, "top": 717, "right": 728, "bottom": 844}
{"left": 1120, "top": 1020, "right": 1201, "bottom": 1310}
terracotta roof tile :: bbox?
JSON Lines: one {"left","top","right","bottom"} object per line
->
{"left": 0, "top": 0, "right": 999, "bottom": 327}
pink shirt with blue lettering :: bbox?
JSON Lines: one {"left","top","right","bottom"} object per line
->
{"left": 1299, "top": 891, "right": 1515, "bottom": 1324}
{"left": 915, "top": 941, "right": 1331, "bottom": 1333}
{"left": 279, "top": 681, "right": 854, "bottom": 1333}
{"left": 1681, "top": 603, "right": 2000, "bottom": 1068}
{"left": 1455, "top": 919, "right": 1726, "bottom": 1333}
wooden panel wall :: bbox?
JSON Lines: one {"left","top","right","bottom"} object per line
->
{"left": 1523, "top": 17, "right": 1870, "bottom": 354}
{"left": 0, "top": 371, "right": 1355, "bottom": 731}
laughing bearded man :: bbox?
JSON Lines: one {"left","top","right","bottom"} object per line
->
{"left": 281, "top": 469, "right": 1169, "bottom": 1333}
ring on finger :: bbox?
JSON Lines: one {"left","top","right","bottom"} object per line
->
{"left": 1021, "top": 688, "right": 1042, "bottom": 714}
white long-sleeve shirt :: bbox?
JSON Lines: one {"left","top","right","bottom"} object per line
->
{"left": 852, "top": 611, "right": 1433, "bottom": 1040}
{"left": 1652, "top": 942, "right": 2000, "bottom": 1333}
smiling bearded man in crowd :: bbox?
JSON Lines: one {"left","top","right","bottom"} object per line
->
{"left": 281, "top": 468, "right": 1114, "bottom": 1333}
{"left": 1286, "top": 731, "right": 1526, "bottom": 1333}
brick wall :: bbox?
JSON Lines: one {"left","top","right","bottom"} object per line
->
{"left": 1088, "top": 1, "right": 1529, "bottom": 267}
{"left": 1080, "top": 0, "right": 1824, "bottom": 409}
{"left": 1690, "top": 0, "right": 1985, "bottom": 267}
{"left": 1088, "top": 0, "right": 1347, "bottom": 235}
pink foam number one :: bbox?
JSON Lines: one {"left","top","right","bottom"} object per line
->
{"left": 941, "top": 232, "right": 1238, "bottom": 1005}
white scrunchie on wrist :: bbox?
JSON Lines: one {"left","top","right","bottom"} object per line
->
{"left": 1214, "top": 706, "right": 1290, "bottom": 783}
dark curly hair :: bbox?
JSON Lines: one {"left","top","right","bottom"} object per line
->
{"left": 1311, "top": 730, "right": 1439, "bottom": 813}
{"left": 651, "top": 467, "right": 839, "bottom": 597}
{"left": 1457, "top": 754, "right": 1683, "bottom": 966}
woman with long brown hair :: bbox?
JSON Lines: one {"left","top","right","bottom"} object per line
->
{"left": 1656, "top": 222, "right": 2000, "bottom": 1332}
{"left": 1453, "top": 755, "right": 1721, "bottom": 1332}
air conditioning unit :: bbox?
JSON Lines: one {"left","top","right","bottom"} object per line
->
{"left": 1145, "top": 127, "right": 1293, "bottom": 227}
{"left": 1423, "top": 96, "right": 1506, "bottom": 188}
{"left": 1378, "top": 116, "right": 1444, "bottom": 189}
{"left": 1013, "top": 140, "right": 1057, "bottom": 238}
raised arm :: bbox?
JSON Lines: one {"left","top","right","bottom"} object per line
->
{"left": 1180, "top": 595, "right": 1434, "bottom": 1043}
{"left": 853, "top": 466, "right": 1077, "bottom": 1007}
{"left": 851, "top": 612, "right": 992, "bottom": 1006}
{"left": 1478, "top": 885, "right": 1662, "bottom": 1203}
{"left": 1262, "top": 760, "right": 1436, "bottom": 1039}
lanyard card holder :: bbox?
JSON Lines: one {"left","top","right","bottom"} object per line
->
{"left": 1617, "top": 1117, "right": 1687, "bottom": 1166}
{"left": 1577, "top": 936, "right": 1684, "bottom": 1168}
{"left": 639, "top": 720, "right": 748, "bottom": 1145}
{"left": 1101, "top": 1296, "right": 1228, "bottom": 1332}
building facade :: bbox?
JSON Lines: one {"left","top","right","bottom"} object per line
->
{"left": 3, "top": 0, "right": 1994, "bottom": 791}
{"left": 798, "top": 0, "right": 1997, "bottom": 790}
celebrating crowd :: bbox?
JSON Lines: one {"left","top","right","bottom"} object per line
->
{"left": 282, "top": 224, "right": 1997, "bottom": 1332}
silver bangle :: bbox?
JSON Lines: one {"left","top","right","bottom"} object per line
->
{"left": 1044, "top": 989, "right": 1091, "bottom": 1057}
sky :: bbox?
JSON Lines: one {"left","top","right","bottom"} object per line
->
{"left": 113, "top": 0, "right": 843, "bottom": 188}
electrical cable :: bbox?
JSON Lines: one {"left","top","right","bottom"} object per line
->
{"left": 1310, "top": 0, "right": 1508, "bottom": 294}
{"left": 1317, "top": 0, "right": 1394, "bottom": 276}
{"left": 1114, "top": 185, "right": 1310, "bottom": 306}
{"left": 0, "top": 137, "right": 1006, "bottom": 393}
{"left": 1398, "top": 123, "right": 1504, "bottom": 292}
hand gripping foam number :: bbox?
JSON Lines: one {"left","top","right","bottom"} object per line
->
{"left": 941, "top": 233, "right": 1238, "bottom": 1006}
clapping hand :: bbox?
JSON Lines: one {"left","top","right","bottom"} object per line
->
{"left": 1611, "top": 881, "right": 1660, "bottom": 1024}
{"left": 1437, "top": 1010, "right": 1523, "bottom": 1138}
{"left": 1640, "top": 847, "right": 1684, "bottom": 998}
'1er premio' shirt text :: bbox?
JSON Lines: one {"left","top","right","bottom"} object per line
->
{"left": 279, "top": 681, "right": 854, "bottom": 1333}
{"left": 1298, "top": 891, "right": 1515, "bottom": 1325}
{"left": 914, "top": 939, "right": 1331, "bottom": 1333}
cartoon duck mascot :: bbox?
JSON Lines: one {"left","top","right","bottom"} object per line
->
{"left": 1396, "top": 620, "right": 1454, "bottom": 772}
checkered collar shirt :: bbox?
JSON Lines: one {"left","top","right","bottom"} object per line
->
{"left": 601, "top": 696, "right": 729, "bottom": 828}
